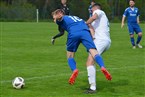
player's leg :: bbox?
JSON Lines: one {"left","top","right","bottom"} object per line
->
{"left": 136, "top": 32, "right": 143, "bottom": 48}
{"left": 67, "top": 51, "right": 76, "bottom": 71}
{"left": 89, "top": 49, "right": 112, "bottom": 80}
{"left": 130, "top": 34, "right": 136, "bottom": 49}
{"left": 134, "top": 24, "right": 143, "bottom": 48}
{"left": 128, "top": 24, "right": 136, "bottom": 48}
{"left": 85, "top": 40, "right": 111, "bottom": 93}
{"left": 66, "top": 36, "right": 80, "bottom": 85}
{"left": 51, "top": 26, "right": 65, "bottom": 44}
{"left": 67, "top": 51, "right": 79, "bottom": 85}
{"left": 81, "top": 30, "right": 112, "bottom": 80}
{"left": 85, "top": 54, "right": 96, "bottom": 93}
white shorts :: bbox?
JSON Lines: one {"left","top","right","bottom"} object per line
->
{"left": 94, "top": 39, "right": 111, "bottom": 55}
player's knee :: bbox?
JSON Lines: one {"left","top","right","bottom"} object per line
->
{"left": 138, "top": 32, "right": 142, "bottom": 37}
{"left": 130, "top": 34, "right": 134, "bottom": 38}
{"left": 86, "top": 61, "right": 94, "bottom": 66}
{"left": 89, "top": 49, "right": 99, "bottom": 57}
{"left": 67, "top": 51, "right": 75, "bottom": 58}
{"left": 86, "top": 56, "right": 94, "bottom": 66}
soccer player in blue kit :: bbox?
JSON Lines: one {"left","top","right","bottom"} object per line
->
{"left": 52, "top": 9, "right": 112, "bottom": 86}
{"left": 121, "top": 0, "right": 143, "bottom": 49}
{"left": 88, "top": 1, "right": 95, "bottom": 17}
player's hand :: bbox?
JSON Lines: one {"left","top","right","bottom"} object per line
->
{"left": 52, "top": 16, "right": 56, "bottom": 23}
{"left": 92, "top": 36, "right": 95, "bottom": 40}
{"left": 121, "top": 23, "right": 124, "bottom": 28}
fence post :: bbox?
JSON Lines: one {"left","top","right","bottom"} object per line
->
{"left": 36, "top": 9, "right": 39, "bottom": 23}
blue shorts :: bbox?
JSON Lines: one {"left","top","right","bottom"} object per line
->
{"left": 127, "top": 23, "right": 142, "bottom": 35}
{"left": 67, "top": 30, "right": 96, "bottom": 52}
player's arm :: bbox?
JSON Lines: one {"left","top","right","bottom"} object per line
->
{"left": 121, "top": 8, "right": 128, "bottom": 28}
{"left": 86, "top": 13, "right": 98, "bottom": 24}
{"left": 121, "top": 16, "right": 126, "bottom": 28}
{"left": 88, "top": 24, "right": 95, "bottom": 40}
{"left": 137, "top": 9, "right": 140, "bottom": 24}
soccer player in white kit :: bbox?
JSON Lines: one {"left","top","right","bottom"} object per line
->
{"left": 85, "top": 3, "right": 112, "bottom": 94}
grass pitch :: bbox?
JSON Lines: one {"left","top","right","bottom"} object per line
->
{"left": 0, "top": 22, "right": 145, "bottom": 97}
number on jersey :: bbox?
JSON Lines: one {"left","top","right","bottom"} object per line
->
{"left": 69, "top": 16, "right": 82, "bottom": 22}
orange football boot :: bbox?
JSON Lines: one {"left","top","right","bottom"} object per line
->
{"left": 69, "top": 69, "right": 79, "bottom": 85}
{"left": 101, "top": 67, "right": 112, "bottom": 80}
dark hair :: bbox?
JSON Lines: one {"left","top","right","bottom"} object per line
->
{"left": 91, "top": 0, "right": 95, "bottom": 3}
{"left": 92, "top": 3, "right": 101, "bottom": 9}
{"left": 130, "top": 0, "right": 135, "bottom": 2}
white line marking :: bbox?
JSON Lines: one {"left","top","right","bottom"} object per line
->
{"left": 1, "top": 65, "right": 145, "bottom": 84}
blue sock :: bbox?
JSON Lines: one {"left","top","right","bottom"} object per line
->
{"left": 136, "top": 36, "right": 142, "bottom": 44}
{"left": 94, "top": 54, "right": 105, "bottom": 68}
{"left": 67, "top": 58, "right": 77, "bottom": 71}
{"left": 130, "top": 37, "right": 135, "bottom": 46}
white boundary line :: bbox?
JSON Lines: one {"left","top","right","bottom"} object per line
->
{"left": 1, "top": 65, "right": 145, "bottom": 84}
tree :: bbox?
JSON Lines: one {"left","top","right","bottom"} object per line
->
{"left": 0, "top": 0, "right": 145, "bottom": 22}
{"left": 0, "top": 0, "right": 36, "bottom": 21}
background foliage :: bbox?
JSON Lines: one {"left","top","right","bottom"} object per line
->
{"left": 0, "top": 0, "right": 145, "bottom": 22}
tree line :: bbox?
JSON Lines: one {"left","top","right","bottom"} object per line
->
{"left": 0, "top": 0, "right": 145, "bottom": 22}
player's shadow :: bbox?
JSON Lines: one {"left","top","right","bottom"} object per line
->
{"left": 96, "top": 79, "right": 129, "bottom": 93}
{"left": 80, "top": 79, "right": 129, "bottom": 93}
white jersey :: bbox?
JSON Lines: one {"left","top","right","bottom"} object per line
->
{"left": 91, "top": 9, "right": 111, "bottom": 42}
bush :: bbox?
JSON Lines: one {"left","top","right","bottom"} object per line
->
{"left": 0, "top": 1, "right": 36, "bottom": 22}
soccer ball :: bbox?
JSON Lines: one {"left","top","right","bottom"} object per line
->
{"left": 12, "top": 77, "right": 25, "bottom": 89}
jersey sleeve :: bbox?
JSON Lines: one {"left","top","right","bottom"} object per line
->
{"left": 123, "top": 8, "right": 128, "bottom": 17}
{"left": 93, "top": 10, "right": 102, "bottom": 18}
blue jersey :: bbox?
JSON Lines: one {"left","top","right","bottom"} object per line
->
{"left": 88, "top": 5, "right": 92, "bottom": 17}
{"left": 56, "top": 15, "right": 96, "bottom": 52}
{"left": 56, "top": 15, "right": 89, "bottom": 35}
{"left": 123, "top": 7, "right": 140, "bottom": 23}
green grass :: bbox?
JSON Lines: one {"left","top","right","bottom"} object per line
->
{"left": 0, "top": 22, "right": 145, "bottom": 97}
